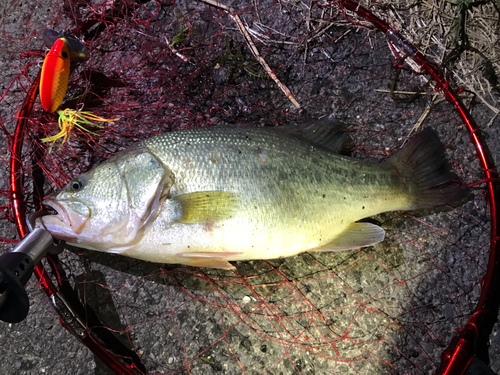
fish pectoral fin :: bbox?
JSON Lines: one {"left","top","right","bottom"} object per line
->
{"left": 172, "top": 191, "right": 239, "bottom": 224}
{"left": 315, "top": 222, "right": 385, "bottom": 252}
{"left": 177, "top": 252, "right": 240, "bottom": 269}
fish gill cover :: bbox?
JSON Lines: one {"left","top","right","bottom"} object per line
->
{"left": 0, "top": 0, "right": 498, "bottom": 374}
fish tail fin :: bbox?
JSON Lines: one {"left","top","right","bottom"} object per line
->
{"left": 387, "top": 128, "right": 469, "bottom": 210}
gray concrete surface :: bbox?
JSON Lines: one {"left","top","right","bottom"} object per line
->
{"left": 1, "top": 0, "right": 499, "bottom": 374}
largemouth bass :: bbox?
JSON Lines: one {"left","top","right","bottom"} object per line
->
{"left": 37, "top": 123, "right": 468, "bottom": 269}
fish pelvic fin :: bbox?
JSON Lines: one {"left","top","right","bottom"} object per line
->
{"left": 172, "top": 191, "right": 239, "bottom": 224}
{"left": 387, "top": 128, "right": 469, "bottom": 210}
{"left": 313, "top": 222, "right": 385, "bottom": 252}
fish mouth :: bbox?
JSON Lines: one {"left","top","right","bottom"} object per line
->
{"left": 40, "top": 198, "right": 91, "bottom": 235}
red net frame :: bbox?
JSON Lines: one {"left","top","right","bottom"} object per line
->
{"left": 4, "top": 0, "right": 498, "bottom": 374}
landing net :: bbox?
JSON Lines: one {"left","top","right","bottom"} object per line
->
{"left": 1, "top": 0, "right": 498, "bottom": 373}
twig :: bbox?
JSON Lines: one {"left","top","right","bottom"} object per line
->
{"left": 402, "top": 93, "right": 445, "bottom": 146}
{"left": 132, "top": 29, "right": 188, "bottom": 62}
{"left": 454, "top": 75, "right": 500, "bottom": 121}
{"left": 164, "top": 36, "right": 189, "bottom": 62}
{"left": 306, "top": 20, "right": 340, "bottom": 44}
{"left": 199, "top": 0, "right": 301, "bottom": 110}
{"left": 375, "top": 89, "right": 427, "bottom": 95}
{"left": 246, "top": 25, "right": 270, "bottom": 45}
{"left": 133, "top": 30, "right": 188, "bottom": 61}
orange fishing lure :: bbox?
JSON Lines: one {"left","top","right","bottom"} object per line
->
{"left": 39, "top": 38, "right": 71, "bottom": 113}
{"left": 38, "top": 31, "right": 117, "bottom": 150}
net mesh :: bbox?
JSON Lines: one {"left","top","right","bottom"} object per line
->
{"left": 0, "top": 0, "right": 495, "bottom": 373}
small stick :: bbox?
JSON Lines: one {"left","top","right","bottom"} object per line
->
{"left": 132, "top": 29, "right": 189, "bottom": 62}
{"left": 306, "top": 20, "right": 340, "bottom": 44}
{"left": 199, "top": 0, "right": 301, "bottom": 110}
{"left": 164, "top": 36, "right": 189, "bottom": 62}
{"left": 402, "top": 93, "right": 444, "bottom": 146}
{"left": 375, "top": 89, "right": 427, "bottom": 95}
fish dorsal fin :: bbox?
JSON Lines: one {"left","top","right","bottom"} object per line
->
{"left": 314, "top": 222, "right": 385, "bottom": 252}
{"left": 300, "top": 118, "right": 347, "bottom": 153}
{"left": 273, "top": 118, "right": 347, "bottom": 153}
{"left": 172, "top": 191, "right": 239, "bottom": 224}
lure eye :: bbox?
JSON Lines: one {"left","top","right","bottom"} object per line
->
{"left": 62, "top": 51, "right": 68, "bottom": 59}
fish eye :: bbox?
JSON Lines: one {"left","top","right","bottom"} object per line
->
{"left": 62, "top": 51, "right": 68, "bottom": 59}
{"left": 70, "top": 177, "right": 85, "bottom": 191}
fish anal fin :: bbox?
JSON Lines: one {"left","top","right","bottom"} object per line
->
{"left": 173, "top": 191, "right": 239, "bottom": 224}
{"left": 177, "top": 252, "right": 240, "bottom": 269}
{"left": 315, "top": 222, "right": 385, "bottom": 252}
